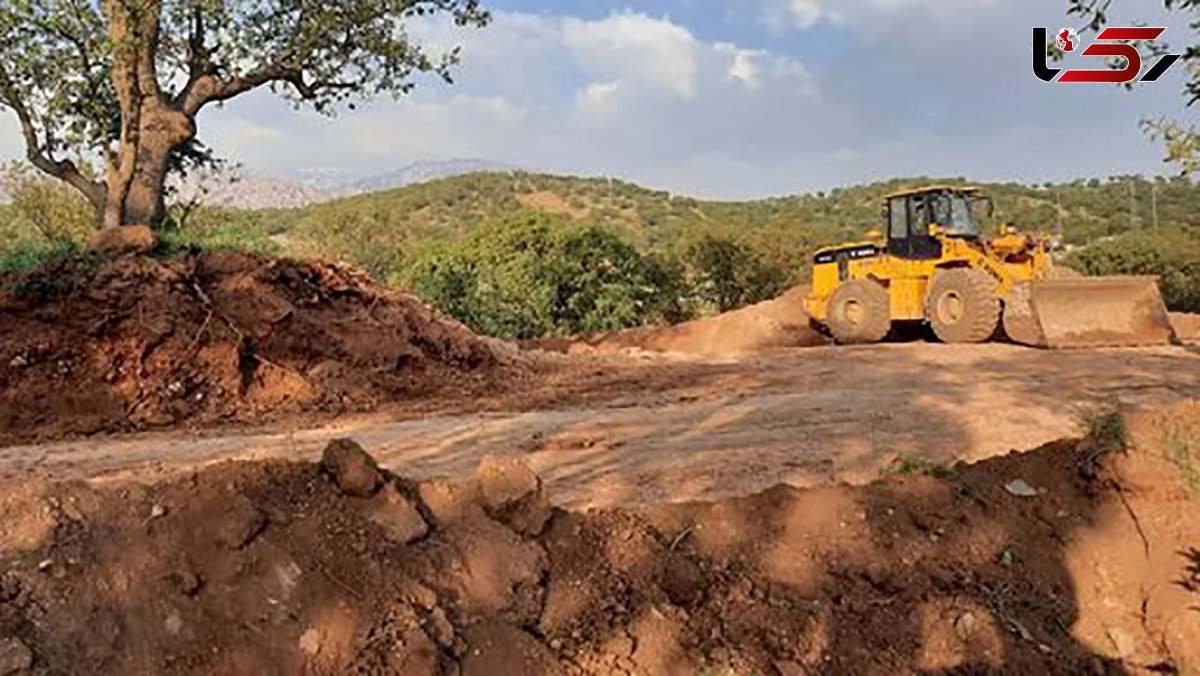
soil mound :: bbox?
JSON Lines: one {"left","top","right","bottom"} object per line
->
{"left": 1171, "top": 312, "right": 1200, "bottom": 342}
{"left": 0, "top": 403, "right": 1196, "bottom": 674}
{"left": 0, "top": 252, "right": 517, "bottom": 445}
{"left": 597, "top": 285, "right": 828, "bottom": 358}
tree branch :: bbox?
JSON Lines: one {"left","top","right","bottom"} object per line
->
{"left": 180, "top": 66, "right": 357, "bottom": 115}
{"left": 0, "top": 64, "right": 105, "bottom": 209}
{"left": 180, "top": 67, "right": 286, "bottom": 115}
{"left": 187, "top": 5, "right": 206, "bottom": 82}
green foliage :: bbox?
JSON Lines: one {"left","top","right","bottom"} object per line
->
{"left": 0, "top": 238, "right": 84, "bottom": 274}
{"left": 404, "top": 210, "right": 683, "bottom": 338}
{"left": 157, "top": 206, "right": 282, "bottom": 257}
{"left": 880, "top": 452, "right": 957, "bottom": 480}
{"left": 0, "top": 0, "right": 489, "bottom": 141}
{"left": 1067, "top": 229, "right": 1200, "bottom": 312}
{"left": 678, "top": 232, "right": 788, "bottom": 313}
{"left": 0, "top": 0, "right": 489, "bottom": 223}
{"left": 0, "top": 160, "right": 96, "bottom": 248}
{"left": 1077, "top": 406, "right": 1128, "bottom": 455}
{"left": 0, "top": 163, "right": 96, "bottom": 271}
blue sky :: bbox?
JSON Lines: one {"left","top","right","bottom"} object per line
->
{"left": 1, "top": 0, "right": 1195, "bottom": 199}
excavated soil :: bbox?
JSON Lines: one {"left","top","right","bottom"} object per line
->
{"left": 592, "top": 285, "right": 828, "bottom": 357}
{"left": 0, "top": 403, "right": 1196, "bottom": 675}
{"left": 590, "top": 294, "right": 1200, "bottom": 359}
{"left": 1172, "top": 313, "right": 1200, "bottom": 343}
{"left": 0, "top": 252, "right": 519, "bottom": 446}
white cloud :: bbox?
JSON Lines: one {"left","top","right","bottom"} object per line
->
{"left": 449, "top": 94, "right": 526, "bottom": 122}
{"left": 723, "top": 46, "right": 763, "bottom": 89}
{"left": 562, "top": 13, "right": 697, "bottom": 100}
{"left": 0, "top": 113, "right": 22, "bottom": 159}
{"left": 1, "top": 2, "right": 1184, "bottom": 200}
{"left": 789, "top": 0, "right": 823, "bottom": 28}
{"left": 575, "top": 81, "right": 622, "bottom": 116}
{"left": 774, "top": 0, "right": 998, "bottom": 31}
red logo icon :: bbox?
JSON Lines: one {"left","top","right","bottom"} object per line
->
{"left": 1056, "top": 28, "right": 1080, "bottom": 52}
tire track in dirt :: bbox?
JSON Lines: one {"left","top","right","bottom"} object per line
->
{"left": 5, "top": 343, "right": 1200, "bottom": 510}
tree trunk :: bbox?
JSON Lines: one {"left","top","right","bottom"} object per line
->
{"left": 118, "top": 108, "right": 193, "bottom": 226}
{"left": 102, "top": 0, "right": 193, "bottom": 229}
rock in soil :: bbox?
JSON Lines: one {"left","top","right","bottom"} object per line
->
{"left": 954, "top": 612, "right": 977, "bottom": 640}
{"left": 660, "top": 554, "right": 705, "bottom": 607}
{"left": 322, "top": 438, "right": 381, "bottom": 497}
{"left": 368, "top": 482, "right": 428, "bottom": 544}
{"left": 472, "top": 456, "right": 552, "bottom": 536}
{"left": 461, "top": 621, "right": 563, "bottom": 676}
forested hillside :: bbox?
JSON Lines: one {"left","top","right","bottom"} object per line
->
{"left": 3, "top": 169, "right": 1199, "bottom": 336}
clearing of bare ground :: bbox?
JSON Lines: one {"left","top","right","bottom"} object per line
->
{"left": 0, "top": 402, "right": 1197, "bottom": 675}
{"left": 0, "top": 252, "right": 520, "bottom": 446}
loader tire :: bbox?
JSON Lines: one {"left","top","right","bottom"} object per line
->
{"left": 928, "top": 268, "right": 1000, "bottom": 344}
{"left": 827, "top": 279, "right": 891, "bottom": 345}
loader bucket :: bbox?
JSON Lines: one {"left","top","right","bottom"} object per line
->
{"left": 1002, "top": 276, "right": 1177, "bottom": 348}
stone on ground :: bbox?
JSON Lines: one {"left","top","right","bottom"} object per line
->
{"left": 321, "top": 438, "right": 381, "bottom": 498}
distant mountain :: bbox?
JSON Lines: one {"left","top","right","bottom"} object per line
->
{"left": 168, "top": 171, "right": 353, "bottom": 210}
{"left": 0, "top": 159, "right": 519, "bottom": 210}
{"left": 348, "top": 159, "right": 518, "bottom": 192}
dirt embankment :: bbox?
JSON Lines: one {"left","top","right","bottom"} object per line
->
{"left": 593, "top": 285, "right": 828, "bottom": 358}
{"left": 0, "top": 403, "right": 1196, "bottom": 675}
{"left": 1171, "top": 313, "right": 1200, "bottom": 343}
{"left": 0, "top": 252, "right": 520, "bottom": 446}
{"left": 588, "top": 291, "right": 1200, "bottom": 359}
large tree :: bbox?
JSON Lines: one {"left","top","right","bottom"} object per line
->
{"left": 0, "top": 0, "right": 488, "bottom": 228}
{"left": 1065, "top": 0, "right": 1200, "bottom": 172}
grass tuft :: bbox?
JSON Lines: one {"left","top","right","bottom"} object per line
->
{"left": 1167, "top": 428, "right": 1199, "bottom": 498}
{"left": 880, "top": 451, "right": 957, "bottom": 481}
{"left": 0, "top": 239, "right": 84, "bottom": 274}
{"left": 1077, "top": 403, "right": 1128, "bottom": 455}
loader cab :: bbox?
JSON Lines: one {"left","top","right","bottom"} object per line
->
{"left": 883, "top": 187, "right": 987, "bottom": 260}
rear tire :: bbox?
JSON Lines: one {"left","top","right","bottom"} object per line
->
{"left": 927, "top": 268, "right": 1000, "bottom": 344}
{"left": 827, "top": 279, "right": 891, "bottom": 345}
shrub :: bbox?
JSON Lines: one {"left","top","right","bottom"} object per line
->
{"left": 679, "top": 233, "right": 789, "bottom": 314}
{"left": 0, "top": 161, "right": 98, "bottom": 246}
{"left": 404, "top": 210, "right": 685, "bottom": 338}
{"left": 1066, "top": 229, "right": 1200, "bottom": 312}
{"left": 0, "top": 162, "right": 97, "bottom": 264}
{"left": 0, "top": 239, "right": 85, "bottom": 274}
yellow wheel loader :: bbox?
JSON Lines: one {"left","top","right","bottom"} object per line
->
{"left": 804, "top": 186, "right": 1176, "bottom": 348}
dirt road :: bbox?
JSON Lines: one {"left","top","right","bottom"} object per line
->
{"left": 5, "top": 341, "right": 1198, "bottom": 509}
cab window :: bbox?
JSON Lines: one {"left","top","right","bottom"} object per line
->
{"left": 888, "top": 197, "right": 907, "bottom": 239}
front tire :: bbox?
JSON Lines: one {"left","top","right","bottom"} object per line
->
{"left": 927, "top": 268, "right": 1000, "bottom": 344}
{"left": 827, "top": 279, "right": 891, "bottom": 345}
